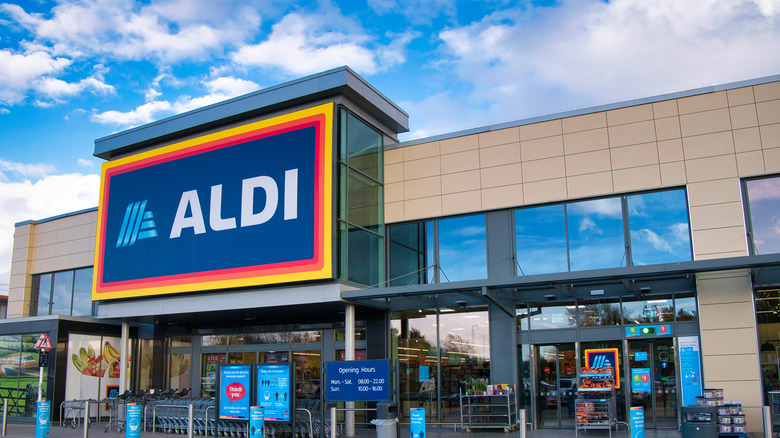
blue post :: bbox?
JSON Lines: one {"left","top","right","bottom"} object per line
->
{"left": 410, "top": 408, "right": 425, "bottom": 438}
{"left": 630, "top": 406, "right": 645, "bottom": 438}
{"left": 126, "top": 403, "right": 142, "bottom": 438}
{"left": 249, "top": 406, "right": 264, "bottom": 438}
{"left": 35, "top": 400, "right": 50, "bottom": 438}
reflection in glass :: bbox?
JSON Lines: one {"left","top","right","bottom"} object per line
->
{"left": 756, "top": 289, "right": 780, "bottom": 404}
{"left": 33, "top": 274, "right": 52, "bottom": 316}
{"left": 346, "top": 167, "right": 383, "bottom": 234}
{"left": 291, "top": 331, "right": 322, "bottom": 343}
{"left": 622, "top": 296, "right": 674, "bottom": 324}
{"left": 577, "top": 299, "right": 621, "bottom": 327}
{"left": 438, "top": 214, "right": 487, "bottom": 282}
{"left": 293, "top": 350, "right": 322, "bottom": 400}
{"left": 228, "top": 332, "right": 290, "bottom": 345}
{"left": 529, "top": 304, "right": 577, "bottom": 330}
{"left": 388, "top": 221, "right": 430, "bottom": 286}
{"left": 627, "top": 190, "right": 692, "bottom": 265}
{"left": 347, "top": 224, "right": 384, "bottom": 286}
{"left": 51, "top": 270, "right": 74, "bottom": 316}
{"left": 516, "top": 305, "right": 529, "bottom": 331}
{"left": 71, "top": 268, "right": 93, "bottom": 316}
{"left": 168, "top": 352, "right": 190, "bottom": 390}
{"left": 746, "top": 177, "right": 780, "bottom": 255}
{"left": 345, "top": 112, "right": 382, "bottom": 181}
{"left": 567, "top": 198, "right": 625, "bottom": 271}
{"left": 139, "top": 339, "right": 154, "bottom": 391}
{"left": 674, "top": 294, "right": 697, "bottom": 321}
{"left": 515, "top": 205, "right": 567, "bottom": 275}
{"left": 200, "top": 353, "right": 225, "bottom": 397}
{"left": 335, "top": 327, "right": 366, "bottom": 341}
{"left": 201, "top": 335, "right": 227, "bottom": 346}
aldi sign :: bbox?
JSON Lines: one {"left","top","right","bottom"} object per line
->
{"left": 93, "top": 104, "right": 334, "bottom": 300}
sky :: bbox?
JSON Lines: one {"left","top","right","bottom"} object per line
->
{"left": 1, "top": 0, "right": 779, "bottom": 296}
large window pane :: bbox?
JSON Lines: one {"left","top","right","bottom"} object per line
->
{"left": 675, "top": 293, "right": 698, "bottom": 321}
{"left": 346, "top": 168, "right": 383, "bottom": 234}
{"left": 529, "top": 303, "right": 577, "bottom": 330}
{"left": 627, "top": 190, "right": 692, "bottom": 265}
{"left": 32, "top": 274, "right": 52, "bottom": 316}
{"left": 71, "top": 268, "right": 94, "bottom": 316}
{"left": 50, "top": 270, "right": 74, "bottom": 316}
{"left": 515, "top": 205, "right": 568, "bottom": 275}
{"left": 345, "top": 113, "right": 382, "bottom": 181}
{"left": 577, "top": 299, "right": 621, "bottom": 327}
{"left": 622, "top": 296, "right": 674, "bottom": 324}
{"left": 388, "top": 222, "right": 430, "bottom": 286}
{"left": 567, "top": 198, "right": 625, "bottom": 271}
{"left": 392, "top": 311, "right": 437, "bottom": 421}
{"left": 347, "top": 226, "right": 383, "bottom": 286}
{"left": 746, "top": 177, "right": 780, "bottom": 255}
{"left": 438, "top": 214, "right": 486, "bottom": 282}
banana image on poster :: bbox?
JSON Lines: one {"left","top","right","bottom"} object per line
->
{"left": 71, "top": 341, "right": 121, "bottom": 378}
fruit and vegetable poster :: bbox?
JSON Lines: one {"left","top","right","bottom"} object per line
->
{"left": 66, "top": 334, "right": 123, "bottom": 412}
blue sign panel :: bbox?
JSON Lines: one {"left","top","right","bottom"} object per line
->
{"left": 679, "top": 336, "right": 703, "bottom": 406}
{"left": 126, "top": 404, "right": 143, "bottom": 438}
{"left": 326, "top": 360, "right": 390, "bottom": 401}
{"left": 625, "top": 324, "right": 672, "bottom": 337}
{"left": 35, "top": 400, "right": 50, "bottom": 438}
{"left": 410, "top": 408, "right": 425, "bottom": 438}
{"left": 631, "top": 368, "right": 651, "bottom": 393}
{"left": 630, "top": 406, "right": 645, "bottom": 438}
{"left": 634, "top": 351, "right": 648, "bottom": 361}
{"left": 249, "top": 407, "right": 265, "bottom": 438}
{"left": 219, "top": 365, "right": 251, "bottom": 419}
{"left": 256, "top": 363, "right": 292, "bottom": 422}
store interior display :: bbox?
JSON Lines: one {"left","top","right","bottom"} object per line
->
{"left": 575, "top": 366, "right": 616, "bottom": 437}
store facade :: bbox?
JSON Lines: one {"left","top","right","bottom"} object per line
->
{"left": 5, "top": 67, "right": 780, "bottom": 433}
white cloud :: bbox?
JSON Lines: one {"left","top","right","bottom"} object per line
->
{"left": 77, "top": 158, "right": 97, "bottom": 168}
{"left": 0, "top": 49, "right": 71, "bottom": 105}
{"left": 0, "top": 171, "right": 100, "bottom": 296}
{"left": 368, "top": 0, "right": 456, "bottom": 25}
{"left": 230, "top": 13, "right": 410, "bottom": 76}
{"left": 92, "top": 99, "right": 173, "bottom": 126}
{"left": 0, "top": 158, "right": 56, "bottom": 181}
{"left": 0, "top": 108, "right": 9, "bottom": 115}
{"left": 432, "top": 0, "right": 780, "bottom": 127}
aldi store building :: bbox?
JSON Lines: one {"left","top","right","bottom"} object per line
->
{"left": 5, "top": 66, "right": 780, "bottom": 434}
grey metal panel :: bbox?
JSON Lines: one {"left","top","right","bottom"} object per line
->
{"left": 487, "top": 210, "right": 514, "bottom": 280}
{"left": 675, "top": 322, "right": 700, "bottom": 337}
{"left": 529, "top": 328, "right": 578, "bottom": 344}
{"left": 517, "top": 331, "right": 530, "bottom": 345}
{"left": 577, "top": 326, "right": 623, "bottom": 341}
{"left": 489, "top": 303, "right": 518, "bottom": 387}
{"left": 96, "top": 283, "right": 343, "bottom": 319}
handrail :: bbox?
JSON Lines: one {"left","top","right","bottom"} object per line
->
{"left": 151, "top": 403, "right": 191, "bottom": 434}
{"left": 295, "top": 407, "right": 314, "bottom": 438}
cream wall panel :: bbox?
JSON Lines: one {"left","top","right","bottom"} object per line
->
{"left": 31, "top": 258, "right": 54, "bottom": 273}
{"left": 680, "top": 108, "right": 733, "bottom": 137}
{"left": 482, "top": 185, "right": 524, "bottom": 210}
{"left": 480, "top": 163, "right": 523, "bottom": 188}
{"left": 442, "top": 170, "right": 480, "bottom": 194}
{"left": 658, "top": 138, "right": 684, "bottom": 163}
{"left": 565, "top": 150, "right": 611, "bottom": 176}
{"left": 385, "top": 202, "right": 403, "bottom": 223}
{"left": 567, "top": 172, "right": 613, "bottom": 199}
{"left": 522, "top": 157, "right": 565, "bottom": 182}
{"left": 55, "top": 241, "right": 73, "bottom": 257}
{"left": 655, "top": 117, "right": 682, "bottom": 141}
{"left": 35, "top": 231, "right": 57, "bottom": 247}
{"left": 8, "top": 273, "right": 25, "bottom": 290}
{"left": 701, "top": 328, "right": 760, "bottom": 354}
{"left": 698, "top": 250, "right": 749, "bottom": 260}
{"left": 688, "top": 179, "right": 742, "bottom": 206}
{"left": 653, "top": 100, "right": 679, "bottom": 118}
{"left": 696, "top": 269, "right": 752, "bottom": 304}
{"left": 660, "top": 162, "right": 687, "bottom": 186}
{"left": 606, "top": 103, "right": 653, "bottom": 126}
{"left": 737, "top": 150, "right": 766, "bottom": 176}
{"left": 481, "top": 143, "right": 521, "bottom": 168}
{"left": 608, "top": 120, "right": 656, "bottom": 148}
{"left": 682, "top": 131, "right": 735, "bottom": 159}
{"left": 765, "top": 148, "right": 780, "bottom": 173}
{"left": 685, "top": 155, "right": 738, "bottom": 182}
{"left": 35, "top": 221, "right": 59, "bottom": 234}
{"left": 385, "top": 148, "right": 403, "bottom": 165}
{"left": 518, "top": 119, "right": 562, "bottom": 140}
{"left": 677, "top": 91, "right": 728, "bottom": 114}
{"left": 524, "top": 178, "right": 567, "bottom": 204}
{"left": 701, "top": 353, "right": 760, "bottom": 381}
{"left": 730, "top": 104, "right": 759, "bottom": 129}
{"left": 760, "top": 122, "right": 780, "bottom": 149}
{"left": 73, "top": 211, "right": 97, "bottom": 226}
{"left": 404, "top": 197, "right": 441, "bottom": 221}
{"left": 441, "top": 149, "right": 479, "bottom": 174}
{"left": 403, "top": 156, "right": 440, "bottom": 180}
{"left": 442, "top": 191, "right": 481, "bottom": 216}
{"left": 610, "top": 142, "right": 659, "bottom": 169}
{"left": 700, "top": 302, "right": 757, "bottom": 330}
{"left": 479, "top": 127, "right": 519, "bottom": 147}
{"left": 754, "top": 81, "right": 780, "bottom": 102}
{"left": 385, "top": 182, "right": 403, "bottom": 203}
{"left": 56, "top": 227, "right": 74, "bottom": 243}
{"left": 521, "top": 135, "right": 564, "bottom": 161}
{"left": 385, "top": 162, "right": 403, "bottom": 184}
{"left": 727, "top": 86, "right": 755, "bottom": 106}
{"left": 562, "top": 128, "right": 609, "bottom": 155}
{"left": 404, "top": 142, "right": 440, "bottom": 160}
{"left": 692, "top": 227, "right": 748, "bottom": 257}
{"left": 757, "top": 99, "right": 780, "bottom": 125}
{"left": 53, "top": 255, "right": 73, "bottom": 271}
{"left": 404, "top": 176, "right": 441, "bottom": 199}
{"left": 562, "top": 111, "right": 606, "bottom": 134}
{"left": 613, "top": 165, "right": 661, "bottom": 192}
{"left": 72, "top": 224, "right": 94, "bottom": 240}
{"left": 11, "top": 247, "right": 29, "bottom": 262}
{"left": 733, "top": 127, "right": 762, "bottom": 152}
{"left": 689, "top": 202, "right": 745, "bottom": 230}
{"left": 71, "top": 252, "right": 93, "bottom": 268}
{"left": 440, "top": 134, "right": 478, "bottom": 154}
{"left": 32, "top": 245, "right": 55, "bottom": 260}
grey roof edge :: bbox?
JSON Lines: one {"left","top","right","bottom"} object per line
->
{"left": 391, "top": 73, "right": 780, "bottom": 149}
{"left": 94, "top": 66, "right": 409, "bottom": 159}
{"left": 14, "top": 206, "right": 98, "bottom": 227}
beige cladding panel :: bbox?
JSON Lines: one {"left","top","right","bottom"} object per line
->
{"left": 384, "top": 148, "right": 403, "bottom": 165}
{"left": 684, "top": 155, "right": 738, "bottom": 182}
{"left": 478, "top": 127, "right": 519, "bottom": 147}
{"left": 567, "top": 172, "right": 613, "bottom": 198}
{"left": 606, "top": 103, "right": 653, "bottom": 126}
{"left": 610, "top": 142, "right": 659, "bottom": 169}
{"left": 403, "top": 156, "right": 440, "bottom": 180}
{"left": 613, "top": 165, "right": 661, "bottom": 192}
{"left": 692, "top": 227, "right": 748, "bottom": 257}
{"left": 657, "top": 138, "right": 684, "bottom": 163}
{"left": 754, "top": 81, "right": 780, "bottom": 102}
{"left": 480, "top": 142, "right": 521, "bottom": 168}
{"left": 518, "top": 119, "right": 562, "bottom": 140}
{"left": 727, "top": 86, "right": 756, "bottom": 106}
{"left": 653, "top": 99, "right": 679, "bottom": 118}
{"left": 440, "top": 134, "right": 478, "bottom": 154}
{"left": 655, "top": 117, "right": 682, "bottom": 141}
{"left": 404, "top": 142, "right": 440, "bottom": 161}
{"left": 737, "top": 150, "right": 767, "bottom": 176}
{"left": 660, "top": 161, "right": 687, "bottom": 186}
{"left": 482, "top": 185, "right": 523, "bottom": 210}
{"left": 760, "top": 122, "right": 780, "bottom": 150}
{"left": 689, "top": 201, "right": 745, "bottom": 230}
{"left": 442, "top": 170, "right": 480, "bottom": 194}
{"left": 562, "top": 111, "right": 606, "bottom": 134}
{"left": 687, "top": 179, "right": 743, "bottom": 206}
{"left": 700, "top": 327, "right": 759, "bottom": 354}
{"left": 403, "top": 176, "right": 441, "bottom": 199}
{"left": 440, "top": 149, "right": 480, "bottom": 174}
{"left": 677, "top": 90, "right": 728, "bottom": 114}
{"left": 757, "top": 99, "right": 780, "bottom": 125}
{"left": 679, "top": 108, "right": 733, "bottom": 137}
{"left": 442, "top": 190, "right": 481, "bottom": 216}
{"left": 565, "top": 149, "right": 611, "bottom": 176}
{"left": 522, "top": 156, "right": 566, "bottom": 182}
{"left": 729, "top": 104, "right": 759, "bottom": 130}
{"left": 521, "top": 135, "right": 564, "bottom": 161}
{"left": 480, "top": 163, "right": 523, "bottom": 188}
{"left": 523, "top": 178, "right": 567, "bottom": 205}
{"left": 765, "top": 147, "right": 780, "bottom": 173}
{"left": 562, "top": 127, "right": 609, "bottom": 155}
{"left": 607, "top": 120, "right": 657, "bottom": 148}
{"left": 733, "top": 127, "right": 762, "bottom": 152}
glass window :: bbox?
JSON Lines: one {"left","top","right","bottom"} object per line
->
{"left": 344, "top": 112, "right": 383, "bottom": 181}
{"left": 746, "top": 176, "right": 780, "bottom": 255}
{"left": 334, "top": 327, "right": 366, "bottom": 341}
{"left": 516, "top": 305, "right": 529, "bottom": 331}
{"left": 577, "top": 299, "right": 621, "bottom": 327}
{"left": 627, "top": 190, "right": 692, "bottom": 265}
{"left": 168, "top": 337, "right": 192, "bottom": 347}
{"left": 167, "top": 352, "right": 190, "bottom": 391}
{"left": 622, "top": 296, "right": 674, "bottom": 324}
{"left": 32, "top": 273, "right": 52, "bottom": 316}
{"left": 529, "top": 304, "right": 577, "bottom": 330}
{"left": 346, "top": 225, "right": 384, "bottom": 286}
{"left": 438, "top": 214, "right": 487, "bottom": 282}
{"left": 515, "top": 205, "right": 568, "bottom": 275}
{"left": 345, "top": 166, "right": 383, "bottom": 234}
{"left": 71, "top": 268, "right": 94, "bottom": 316}
{"left": 50, "top": 270, "right": 74, "bottom": 316}
{"left": 388, "top": 221, "right": 431, "bottom": 286}
{"left": 567, "top": 198, "right": 625, "bottom": 271}
{"left": 291, "top": 331, "right": 322, "bottom": 343}
{"left": 228, "top": 332, "right": 289, "bottom": 345}
{"left": 675, "top": 293, "right": 698, "bottom": 321}
{"left": 201, "top": 335, "right": 227, "bottom": 346}
{"left": 756, "top": 289, "right": 780, "bottom": 404}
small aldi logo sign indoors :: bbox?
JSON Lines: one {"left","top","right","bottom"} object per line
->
{"left": 584, "top": 348, "right": 621, "bottom": 388}
{"left": 93, "top": 103, "right": 334, "bottom": 300}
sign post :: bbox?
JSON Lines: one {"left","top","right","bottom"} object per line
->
{"left": 34, "top": 334, "right": 53, "bottom": 401}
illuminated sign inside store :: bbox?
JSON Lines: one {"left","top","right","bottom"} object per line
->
{"left": 625, "top": 324, "right": 672, "bottom": 338}
{"left": 93, "top": 104, "right": 334, "bottom": 300}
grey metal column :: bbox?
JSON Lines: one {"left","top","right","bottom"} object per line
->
{"left": 345, "top": 304, "right": 355, "bottom": 436}
{"left": 120, "top": 321, "right": 130, "bottom": 394}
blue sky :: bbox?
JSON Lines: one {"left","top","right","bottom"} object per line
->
{"left": 1, "top": 0, "right": 779, "bottom": 294}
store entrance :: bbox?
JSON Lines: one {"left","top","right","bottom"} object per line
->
{"left": 535, "top": 343, "right": 577, "bottom": 428}
{"left": 628, "top": 339, "right": 678, "bottom": 428}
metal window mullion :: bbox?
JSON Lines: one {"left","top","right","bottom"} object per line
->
{"left": 433, "top": 220, "right": 440, "bottom": 283}
{"left": 47, "top": 274, "right": 54, "bottom": 315}
{"left": 69, "top": 269, "right": 76, "bottom": 316}
{"left": 622, "top": 196, "right": 632, "bottom": 267}
{"left": 564, "top": 205, "right": 571, "bottom": 273}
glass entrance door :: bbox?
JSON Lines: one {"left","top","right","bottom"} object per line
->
{"left": 535, "top": 343, "right": 577, "bottom": 428}
{"left": 628, "top": 339, "right": 678, "bottom": 428}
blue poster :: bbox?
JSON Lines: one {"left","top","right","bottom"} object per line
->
{"left": 257, "top": 363, "right": 292, "bottom": 422}
{"left": 419, "top": 366, "right": 429, "bottom": 382}
{"left": 325, "top": 360, "right": 390, "bottom": 401}
{"left": 249, "top": 406, "right": 265, "bottom": 438}
{"left": 35, "top": 400, "right": 50, "bottom": 438}
{"left": 631, "top": 368, "right": 651, "bottom": 393}
{"left": 126, "top": 403, "right": 142, "bottom": 438}
{"left": 219, "top": 365, "right": 251, "bottom": 419}
{"left": 679, "top": 336, "right": 703, "bottom": 406}
{"left": 634, "top": 351, "right": 648, "bottom": 361}
{"left": 630, "top": 406, "right": 645, "bottom": 438}
{"left": 410, "top": 408, "right": 425, "bottom": 438}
